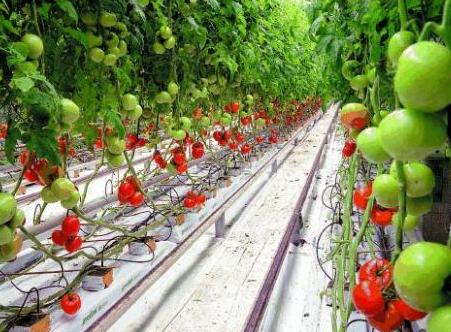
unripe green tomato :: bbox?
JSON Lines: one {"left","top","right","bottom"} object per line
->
{"left": 350, "top": 75, "right": 369, "bottom": 91}
{"left": 394, "top": 42, "right": 451, "bottom": 112}
{"left": 137, "top": 0, "right": 150, "bottom": 7}
{"left": 61, "top": 98, "right": 80, "bottom": 125}
{"left": 100, "top": 12, "right": 117, "bottom": 28}
{"left": 168, "top": 81, "right": 179, "bottom": 96}
{"left": 220, "top": 115, "right": 232, "bottom": 126}
{"left": 21, "top": 33, "right": 44, "bottom": 59}
{"left": 118, "top": 40, "right": 128, "bottom": 57}
{"left": 81, "top": 13, "right": 97, "bottom": 26}
{"left": 387, "top": 31, "right": 416, "bottom": 66}
{"left": 105, "top": 33, "right": 119, "bottom": 49}
{"left": 402, "top": 162, "right": 435, "bottom": 198}
{"left": 0, "top": 225, "right": 14, "bottom": 246}
{"left": 406, "top": 195, "right": 433, "bottom": 217}
{"left": 155, "top": 91, "right": 173, "bottom": 104}
{"left": 164, "top": 36, "right": 176, "bottom": 49}
{"left": 180, "top": 116, "right": 192, "bottom": 131}
{"left": 0, "top": 235, "right": 22, "bottom": 262}
{"left": 427, "top": 305, "right": 451, "bottom": 332}
{"left": 0, "top": 193, "right": 17, "bottom": 225}
{"left": 51, "top": 178, "right": 76, "bottom": 201}
{"left": 200, "top": 116, "right": 211, "bottom": 127}
{"left": 60, "top": 190, "right": 80, "bottom": 209}
{"left": 245, "top": 94, "right": 254, "bottom": 105}
{"left": 160, "top": 26, "right": 172, "bottom": 39}
{"left": 41, "top": 186, "right": 60, "bottom": 203}
{"left": 171, "top": 129, "right": 186, "bottom": 140}
{"left": 122, "top": 94, "right": 139, "bottom": 111}
{"left": 129, "top": 105, "right": 143, "bottom": 120}
{"left": 89, "top": 48, "right": 105, "bottom": 63}
{"left": 103, "top": 53, "right": 117, "bottom": 66}
{"left": 356, "top": 127, "right": 391, "bottom": 164}
{"left": 9, "top": 209, "right": 25, "bottom": 229}
{"left": 109, "top": 46, "right": 121, "bottom": 57}
{"left": 106, "top": 136, "right": 126, "bottom": 154}
{"left": 106, "top": 151, "right": 125, "bottom": 167}
{"left": 373, "top": 174, "right": 400, "bottom": 208}
{"left": 256, "top": 118, "right": 266, "bottom": 127}
{"left": 366, "top": 67, "right": 376, "bottom": 84}
{"left": 86, "top": 32, "right": 103, "bottom": 48}
{"left": 153, "top": 42, "right": 166, "bottom": 55}
{"left": 379, "top": 110, "right": 390, "bottom": 118}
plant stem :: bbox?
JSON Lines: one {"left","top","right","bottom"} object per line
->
{"left": 398, "top": 0, "right": 409, "bottom": 31}
{"left": 392, "top": 160, "right": 406, "bottom": 262}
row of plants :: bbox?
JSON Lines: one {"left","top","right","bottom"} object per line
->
{"left": 0, "top": 0, "right": 326, "bottom": 329}
{"left": 308, "top": 0, "right": 450, "bottom": 331}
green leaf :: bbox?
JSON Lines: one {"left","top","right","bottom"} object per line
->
{"left": 5, "top": 125, "right": 20, "bottom": 164}
{"left": 56, "top": 0, "right": 78, "bottom": 22}
{"left": 12, "top": 77, "right": 35, "bottom": 92}
{"left": 27, "top": 130, "right": 60, "bottom": 165}
{"left": 103, "top": 110, "right": 126, "bottom": 139}
{"left": 65, "top": 27, "right": 88, "bottom": 49}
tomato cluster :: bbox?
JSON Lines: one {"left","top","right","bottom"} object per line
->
{"left": 125, "top": 133, "right": 146, "bottom": 150}
{"left": 118, "top": 176, "right": 144, "bottom": 207}
{"left": 51, "top": 215, "right": 83, "bottom": 253}
{"left": 183, "top": 190, "right": 206, "bottom": 210}
{"left": 170, "top": 146, "right": 188, "bottom": 174}
{"left": 352, "top": 258, "right": 426, "bottom": 332}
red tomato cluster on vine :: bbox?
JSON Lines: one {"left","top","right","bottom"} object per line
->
{"left": 352, "top": 258, "right": 426, "bottom": 332}
{"left": 153, "top": 150, "right": 167, "bottom": 169}
{"left": 170, "top": 146, "right": 188, "bottom": 174}
{"left": 51, "top": 215, "right": 83, "bottom": 253}
{"left": 183, "top": 190, "right": 206, "bottom": 210}
{"left": 126, "top": 133, "right": 146, "bottom": 150}
{"left": 118, "top": 176, "right": 144, "bottom": 207}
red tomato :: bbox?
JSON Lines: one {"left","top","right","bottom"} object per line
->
{"left": 129, "top": 192, "right": 145, "bottom": 207}
{"left": 358, "top": 258, "right": 393, "bottom": 290}
{"left": 353, "top": 183, "right": 373, "bottom": 210}
{"left": 228, "top": 142, "right": 238, "bottom": 150}
{"left": 230, "top": 102, "right": 240, "bottom": 113}
{"left": 184, "top": 197, "right": 196, "bottom": 209}
{"left": 241, "top": 144, "right": 252, "bottom": 154}
{"left": 184, "top": 135, "right": 193, "bottom": 146}
{"left": 350, "top": 117, "right": 368, "bottom": 131}
{"left": 352, "top": 281, "right": 385, "bottom": 316}
{"left": 176, "top": 162, "right": 188, "bottom": 174}
{"left": 65, "top": 236, "right": 83, "bottom": 253}
{"left": 136, "top": 138, "right": 146, "bottom": 147}
{"left": 20, "top": 150, "right": 30, "bottom": 165}
{"left": 0, "top": 123, "right": 7, "bottom": 139}
{"left": 240, "top": 116, "right": 251, "bottom": 126}
{"left": 213, "top": 131, "right": 222, "bottom": 141}
{"left": 94, "top": 138, "right": 103, "bottom": 149}
{"left": 367, "top": 301, "right": 404, "bottom": 332}
{"left": 393, "top": 298, "right": 427, "bottom": 321}
{"left": 256, "top": 136, "right": 265, "bottom": 144}
{"left": 234, "top": 132, "right": 245, "bottom": 143}
{"left": 119, "top": 181, "right": 136, "bottom": 200}
{"left": 218, "top": 139, "right": 228, "bottom": 147}
{"left": 24, "top": 169, "right": 38, "bottom": 182}
{"left": 68, "top": 148, "right": 76, "bottom": 158}
{"left": 173, "top": 151, "right": 186, "bottom": 165}
{"left": 62, "top": 216, "right": 80, "bottom": 237}
{"left": 370, "top": 205, "right": 396, "bottom": 227}
{"left": 60, "top": 293, "right": 81, "bottom": 315}
{"left": 223, "top": 130, "right": 232, "bottom": 141}
{"left": 192, "top": 142, "right": 204, "bottom": 159}
{"left": 51, "top": 229, "right": 68, "bottom": 246}
{"left": 195, "top": 193, "right": 206, "bottom": 206}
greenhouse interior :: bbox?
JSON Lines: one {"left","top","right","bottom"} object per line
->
{"left": 0, "top": 0, "right": 450, "bottom": 332}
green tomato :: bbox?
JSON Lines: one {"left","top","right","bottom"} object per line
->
{"left": 160, "top": 26, "right": 172, "bottom": 39}
{"left": 0, "top": 235, "right": 22, "bottom": 262}
{"left": 168, "top": 81, "right": 179, "bottom": 96}
{"left": 51, "top": 178, "right": 76, "bottom": 201}
{"left": 103, "top": 53, "right": 117, "bottom": 66}
{"left": 245, "top": 94, "right": 254, "bottom": 105}
{"left": 60, "top": 190, "right": 80, "bottom": 209}
{"left": 86, "top": 32, "right": 103, "bottom": 48}
{"left": 9, "top": 209, "right": 25, "bottom": 229}
{"left": 21, "top": 33, "right": 44, "bottom": 59}
{"left": 41, "top": 186, "right": 59, "bottom": 203}
{"left": 373, "top": 174, "right": 399, "bottom": 208}
{"left": 366, "top": 67, "right": 376, "bottom": 84}
{"left": 406, "top": 194, "right": 433, "bottom": 217}
{"left": 200, "top": 116, "right": 211, "bottom": 128}
{"left": 394, "top": 213, "right": 420, "bottom": 231}
{"left": 81, "top": 13, "right": 97, "bottom": 26}
{"left": 137, "top": 0, "right": 150, "bottom": 6}
{"left": 153, "top": 42, "right": 166, "bottom": 55}
{"left": 403, "top": 162, "right": 435, "bottom": 198}
{"left": 0, "top": 193, "right": 17, "bottom": 225}
{"left": 341, "top": 60, "right": 359, "bottom": 81}
{"left": 89, "top": 48, "right": 105, "bottom": 63}
{"left": 387, "top": 31, "right": 415, "bottom": 66}
{"left": 115, "top": 22, "right": 128, "bottom": 33}
{"left": 394, "top": 242, "right": 451, "bottom": 312}
{"left": 100, "top": 12, "right": 117, "bottom": 28}
{"left": 0, "top": 225, "right": 14, "bottom": 245}
{"left": 356, "top": 127, "right": 391, "bottom": 164}
{"left": 106, "top": 136, "right": 126, "bottom": 155}
{"left": 220, "top": 115, "right": 232, "bottom": 126}
{"left": 129, "top": 105, "right": 143, "bottom": 121}
{"left": 350, "top": 75, "right": 369, "bottom": 91}
{"left": 256, "top": 118, "right": 266, "bottom": 127}
{"left": 378, "top": 109, "right": 446, "bottom": 161}
{"left": 164, "top": 36, "right": 176, "bottom": 49}
{"left": 106, "top": 151, "right": 125, "bottom": 167}
{"left": 122, "top": 94, "right": 139, "bottom": 111}
{"left": 180, "top": 116, "right": 192, "bottom": 131}
{"left": 155, "top": 91, "right": 173, "bottom": 104}
{"left": 118, "top": 40, "right": 128, "bottom": 57}
{"left": 170, "top": 129, "right": 186, "bottom": 141}
{"left": 379, "top": 110, "right": 390, "bottom": 118}
{"left": 427, "top": 305, "right": 451, "bottom": 332}
{"left": 105, "top": 33, "right": 119, "bottom": 49}
{"left": 61, "top": 98, "right": 80, "bottom": 125}
{"left": 395, "top": 42, "right": 451, "bottom": 112}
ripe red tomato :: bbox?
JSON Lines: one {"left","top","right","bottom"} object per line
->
{"left": 393, "top": 298, "right": 427, "bottom": 321}
{"left": 228, "top": 142, "right": 238, "bottom": 150}
{"left": 51, "top": 229, "right": 68, "bottom": 246}
{"left": 24, "top": 169, "right": 38, "bottom": 182}
{"left": 241, "top": 144, "right": 252, "bottom": 154}
{"left": 352, "top": 281, "right": 385, "bottom": 316}
{"left": 353, "top": 182, "right": 373, "bottom": 210}
{"left": 234, "top": 132, "right": 245, "bottom": 143}
{"left": 370, "top": 205, "right": 396, "bottom": 227}
{"left": 68, "top": 148, "right": 76, "bottom": 158}
{"left": 256, "top": 136, "right": 265, "bottom": 144}
{"left": 184, "top": 197, "right": 196, "bottom": 209}
{"left": 213, "top": 131, "right": 222, "bottom": 141}
{"left": 65, "top": 236, "right": 82, "bottom": 253}
{"left": 176, "top": 162, "right": 188, "bottom": 174}
{"left": 230, "top": 102, "right": 240, "bottom": 113}
{"left": 223, "top": 130, "right": 232, "bottom": 141}
{"left": 136, "top": 138, "right": 146, "bottom": 147}
{"left": 20, "top": 150, "right": 30, "bottom": 166}
{"left": 0, "top": 123, "right": 7, "bottom": 139}
{"left": 195, "top": 193, "right": 206, "bottom": 206}
{"left": 240, "top": 116, "right": 251, "bottom": 126}
{"left": 60, "top": 293, "right": 81, "bottom": 315}
{"left": 94, "top": 138, "right": 103, "bottom": 149}
{"left": 218, "top": 139, "right": 228, "bottom": 147}
{"left": 129, "top": 192, "right": 145, "bottom": 207}
{"left": 358, "top": 258, "right": 393, "bottom": 290}
{"left": 173, "top": 151, "right": 186, "bottom": 165}
{"left": 367, "top": 301, "right": 404, "bottom": 332}
{"left": 119, "top": 181, "right": 136, "bottom": 200}
{"left": 62, "top": 216, "right": 80, "bottom": 237}
{"left": 192, "top": 142, "right": 204, "bottom": 159}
